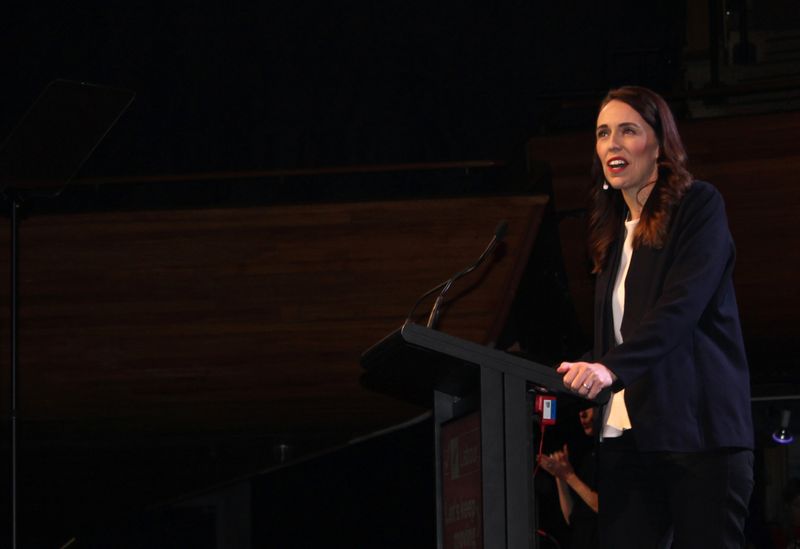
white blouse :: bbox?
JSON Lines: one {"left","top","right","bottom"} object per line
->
{"left": 602, "top": 217, "right": 638, "bottom": 438}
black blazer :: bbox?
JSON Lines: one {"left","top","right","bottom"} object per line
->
{"left": 591, "top": 180, "right": 753, "bottom": 452}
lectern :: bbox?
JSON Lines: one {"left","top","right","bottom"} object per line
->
{"left": 362, "top": 322, "right": 607, "bottom": 549}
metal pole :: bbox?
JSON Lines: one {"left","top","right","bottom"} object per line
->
{"left": 10, "top": 196, "right": 20, "bottom": 549}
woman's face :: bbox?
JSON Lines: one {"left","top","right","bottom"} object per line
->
{"left": 579, "top": 407, "right": 595, "bottom": 436}
{"left": 595, "top": 99, "right": 660, "bottom": 194}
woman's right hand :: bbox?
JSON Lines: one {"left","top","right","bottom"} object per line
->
{"left": 557, "top": 361, "right": 616, "bottom": 399}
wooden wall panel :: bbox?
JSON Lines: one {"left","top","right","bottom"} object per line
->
{"left": 0, "top": 195, "right": 546, "bottom": 442}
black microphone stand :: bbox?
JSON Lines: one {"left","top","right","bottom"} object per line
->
{"left": 405, "top": 220, "right": 508, "bottom": 328}
{"left": 426, "top": 220, "right": 508, "bottom": 328}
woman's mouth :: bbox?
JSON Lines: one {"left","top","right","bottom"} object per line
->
{"left": 607, "top": 157, "right": 628, "bottom": 173}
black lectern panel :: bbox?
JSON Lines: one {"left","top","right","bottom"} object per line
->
{"left": 361, "top": 324, "right": 481, "bottom": 406}
{"left": 361, "top": 322, "right": 608, "bottom": 405}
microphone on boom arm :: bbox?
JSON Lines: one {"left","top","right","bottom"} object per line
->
{"left": 405, "top": 220, "right": 508, "bottom": 329}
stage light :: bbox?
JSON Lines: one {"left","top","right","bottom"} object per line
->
{"left": 772, "top": 409, "right": 794, "bottom": 445}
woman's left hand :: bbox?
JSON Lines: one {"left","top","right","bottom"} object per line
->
{"left": 557, "top": 361, "right": 617, "bottom": 400}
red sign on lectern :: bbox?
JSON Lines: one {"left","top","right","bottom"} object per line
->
{"left": 441, "top": 411, "right": 482, "bottom": 549}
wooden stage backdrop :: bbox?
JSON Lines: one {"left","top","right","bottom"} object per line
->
{"left": 0, "top": 194, "right": 545, "bottom": 453}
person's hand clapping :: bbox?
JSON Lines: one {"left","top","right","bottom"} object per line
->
{"left": 539, "top": 444, "right": 574, "bottom": 480}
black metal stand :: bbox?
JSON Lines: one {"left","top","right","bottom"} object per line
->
{"left": 0, "top": 80, "right": 134, "bottom": 548}
{"left": 10, "top": 196, "right": 20, "bottom": 549}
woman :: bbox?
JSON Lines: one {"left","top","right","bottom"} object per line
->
{"left": 539, "top": 407, "right": 599, "bottom": 549}
{"left": 557, "top": 86, "right": 754, "bottom": 547}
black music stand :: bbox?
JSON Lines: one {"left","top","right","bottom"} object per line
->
{"left": 362, "top": 322, "right": 607, "bottom": 549}
{"left": 0, "top": 79, "right": 134, "bottom": 549}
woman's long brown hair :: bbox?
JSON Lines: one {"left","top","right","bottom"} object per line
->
{"left": 588, "top": 86, "right": 693, "bottom": 273}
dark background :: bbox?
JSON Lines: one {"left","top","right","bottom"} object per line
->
{"left": 3, "top": 2, "right": 690, "bottom": 176}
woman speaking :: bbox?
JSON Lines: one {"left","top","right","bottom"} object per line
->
{"left": 557, "top": 86, "right": 754, "bottom": 547}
